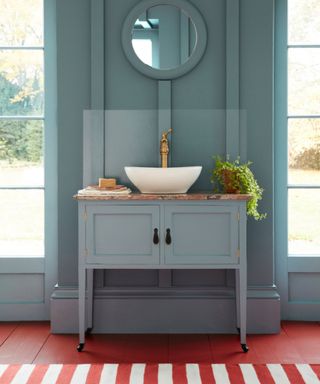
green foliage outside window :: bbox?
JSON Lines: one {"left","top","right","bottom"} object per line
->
{"left": 0, "top": 53, "right": 43, "bottom": 165}
{"left": 0, "top": 72, "right": 43, "bottom": 163}
{"left": 0, "top": 120, "right": 42, "bottom": 163}
{"left": 0, "top": 0, "right": 44, "bottom": 166}
{"left": 291, "top": 144, "right": 320, "bottom": 171}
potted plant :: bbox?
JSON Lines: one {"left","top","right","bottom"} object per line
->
{"left": 211, "top": 156, "right": 267, "bottom": 220}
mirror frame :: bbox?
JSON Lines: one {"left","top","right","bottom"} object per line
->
{"left": 122, "top": 0, "right": 207, "bottom": 79}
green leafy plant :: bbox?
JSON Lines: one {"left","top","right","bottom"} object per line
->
{"left": 211, "top": 156, "right": 267, "bottom": 220}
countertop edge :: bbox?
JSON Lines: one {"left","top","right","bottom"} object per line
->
{"left": 73, "top": 193, "right": 252, "bottom": 201}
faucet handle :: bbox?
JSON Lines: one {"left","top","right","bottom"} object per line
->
{"left": 162, "top": 128, "right": 172, "bottom": 139}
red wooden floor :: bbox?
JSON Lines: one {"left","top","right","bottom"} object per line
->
{"left": 0, "top": 321, "right": 319, "bottom": 364}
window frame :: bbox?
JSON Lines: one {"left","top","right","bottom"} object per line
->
{"left": 287, "top": 4, "right": 320, "bottom": 257}
{"left": 0, "top": 3, "right": 45, "bottom": 259}
{"left": 275, "top": 0, "right": 320, "bottom": 320}
{"left": 0, "top": 0, "right": 57, "bottom": 319}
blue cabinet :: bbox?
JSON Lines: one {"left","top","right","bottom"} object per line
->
{"left": 85, "top": 205, "right": 160, "bottom": 265}
{"left": 81, "top": 202, "right": 240, "bottom": 267}
{"left": 76, "top": 197, "right": 248, "bottom": 353}
{"left": 164, "top": 205, "right": 239, "bottom": 265}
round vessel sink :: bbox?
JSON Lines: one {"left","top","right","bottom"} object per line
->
{"left": 125, "top": 166, "right": 202, "bottom": 194}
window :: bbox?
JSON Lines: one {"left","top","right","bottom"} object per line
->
{"left": 287, "top": 0, "right": 320, "bottom": 256}
{"left": 0, "top": 0, "right": 44, "bottom": 257}
{"left": 132, "top": 39, "right": 153, "bottom": 67}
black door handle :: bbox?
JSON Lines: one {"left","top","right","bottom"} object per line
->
{"left": 153, "top": 228, "right": 159, "bottom": 244}
{"left": 165, "top": 228, "right": 172, "bottom": 244}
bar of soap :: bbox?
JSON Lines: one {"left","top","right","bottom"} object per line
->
{"left": 99, "top": 178, "right": 116, "bottom": 188}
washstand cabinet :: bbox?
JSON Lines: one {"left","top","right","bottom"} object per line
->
{"left": 74, "top": 193, "right": 251, "bottom": 352}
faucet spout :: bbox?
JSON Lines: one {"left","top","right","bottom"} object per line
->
{"left": 160, "top": 128, "right": 172, "bottom": 168}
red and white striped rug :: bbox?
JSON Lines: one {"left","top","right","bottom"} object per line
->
{"left": 0, "top": 363, "right": 320, "bottom": 383}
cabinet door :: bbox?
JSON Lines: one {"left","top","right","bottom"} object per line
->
{"left": 164, "top": 205, "right": 239, "bottom": 265}
{"left": 85, "top": 205, "right": 160, "bottom": 265}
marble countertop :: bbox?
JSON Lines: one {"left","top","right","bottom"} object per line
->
{"left": 73, "top": 192, "right": 252, "bottom": 201}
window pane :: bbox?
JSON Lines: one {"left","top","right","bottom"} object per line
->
{"left": 132, "top": 39, "right": 153, "bottom": 67}
{"left": 288, "top": 118, "right": 320, "bottom": 184}
{"left": 288, "top": 0, "right": 320, "bottom": 45}
{"left": 0, "top": 50, "right": 44, "bottom": 116}
{"left": 0, "top": 189, "right": 44, "bottom": 256}
{"left": 0, "top": 120, "right": 44, "bottom": 186}
{"left": 288, "top": 48, "right": 320, "bottom": 116}
{"left": 0, "top": 0, "right": 43, "bottom": 47}
{"left": 288, "top": 189, "right": 320, "bottom": 255}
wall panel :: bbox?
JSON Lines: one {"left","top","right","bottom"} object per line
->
{"left": 52, "top": 0, "right": 279, "bottom": 333}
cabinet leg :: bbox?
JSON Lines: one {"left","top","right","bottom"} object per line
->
{"left": 239, "top": 264, "right": 248, "bottom": 352}
{"left": 78, "top": 266, "right": 86, "bottom": 352}
{"left": 87, "top": 269, "right": 94, "bottom": 331}
{"left": 235, "top": 269, "right": 240, "bottom": 330}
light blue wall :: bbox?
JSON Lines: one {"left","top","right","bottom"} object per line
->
{"left": 56, "top": 0, "right": 275, "bottom": 316}
{"left": 57, "top": 0, "right": 91, "bottom": 285}
{"left": 240, "top": 0, "right": 274, "bottom": 286}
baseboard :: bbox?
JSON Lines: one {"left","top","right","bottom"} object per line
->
{"left": 50, "top": 285, "right": 280, "bottom": 334}
{"left": 0, "top": 303, "right": 48, "bottom": 321}
{"left": 285, "top": 301, "right": 320, "bottom": 320}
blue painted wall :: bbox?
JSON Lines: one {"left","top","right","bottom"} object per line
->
{"left": 240, "top": 0, "right": 274, "bottom": 286}
{"left": 57, "top": 0, "right": 91, "bottom": 285}
{"left": 56, "top": 0, "right": 275, "bottom": 316}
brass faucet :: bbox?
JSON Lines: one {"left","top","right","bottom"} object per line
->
{"left": 160, "top": 128, "right": 172, "bottom": 168}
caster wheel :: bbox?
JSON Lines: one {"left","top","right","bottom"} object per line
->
{"left": 241, "top": 343, "right": 249, "bottom": 353}
{"left": 86, "top": 327, "right": 92, "bottom": 335}
{"left": 77, "top": 343, "right": 85, "bottom": 352}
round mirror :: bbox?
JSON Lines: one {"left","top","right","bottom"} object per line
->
{"left": 122, "top": 0, "right": 207, "bottom": 79}
{"left": 132, "top": 5, "right": 197, "bottom": 71}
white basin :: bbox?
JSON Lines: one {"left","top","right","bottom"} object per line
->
{"left": 125, "top": 166, "right": 202, "bottom": 194}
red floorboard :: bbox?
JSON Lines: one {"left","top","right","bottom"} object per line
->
{"left": 248, "top": 329, "right": 304, "bottom": 364}
{"left": 35, "top": 334, "right": 169, "bottom": 364}
{"left": 281, "top": 321, "right": 320, "bottom": 363}
{"left": 168, "top": 334, "right": 212, "bottom": 363}
{"left": 209, "top": 334, "right": 260, "bottom": 364}
{"left": 121, "top": 334, "right": 168, "bottom": 363}
{"left": 0, "top": 321, "right": 320, "bottom": 364}
{"left": 0, "top": 322, "right": 19, "bottom": 346}
{"left": 0, "top": 322, "right": 50, "bottom": 364}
